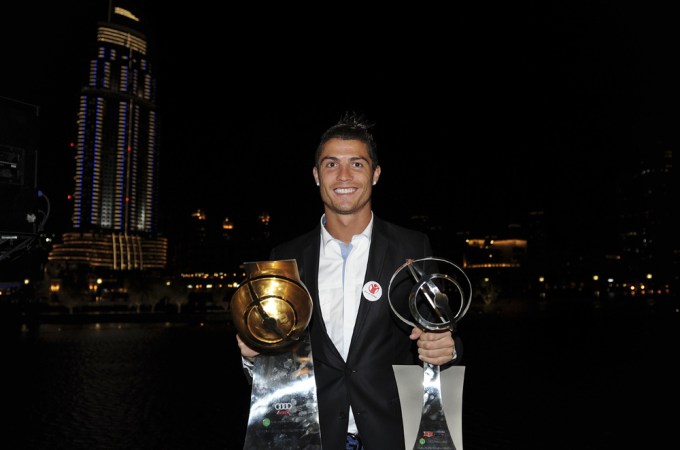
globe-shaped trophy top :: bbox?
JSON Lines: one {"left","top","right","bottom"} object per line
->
{"left": 387, "top": 257, "right": 472, "bottom": 331}
{"left": 230, "top": 260, "right": 313, "bottom": 353}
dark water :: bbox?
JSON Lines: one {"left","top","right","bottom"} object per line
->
{"left": 3, "top": 321, "right": 250, "bottom": 450}
{"left": 2, "top": 297, "right": 678, "bottom": 450}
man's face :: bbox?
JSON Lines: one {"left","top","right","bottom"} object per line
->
{"left": 313, "top": 138, "right": 380, "bottom": 216}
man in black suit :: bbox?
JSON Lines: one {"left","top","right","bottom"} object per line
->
{"left": 237, "top": 112, "right": 461, "bottom": 450}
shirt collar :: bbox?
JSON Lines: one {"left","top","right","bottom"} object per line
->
{"left": 320, "top": 213, "right": 373, "bottom": 249}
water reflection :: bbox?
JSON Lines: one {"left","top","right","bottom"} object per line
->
{"left": 2, "top": 297, "right": 678, "bottom": 450}
{"left": 5, "top": 322, "right": 250, "bottom": 450}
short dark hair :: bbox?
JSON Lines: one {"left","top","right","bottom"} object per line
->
{"left": 315, "top": 112, "right": 379, "bottom": 170}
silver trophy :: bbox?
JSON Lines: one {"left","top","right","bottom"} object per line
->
{"left": 231, "top": 260, "right": 321, "bottom": 449}
{"left": 388, "top": 257, "right": 472, "bottom": 450}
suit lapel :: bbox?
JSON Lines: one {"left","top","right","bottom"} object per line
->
{"left": 299, "top": 227, "right": 346, "bottom": 363}
{"left": 299, "top": 228, "right": 321, "bottom": 328}
{"left": 348, "top": 218, "right": 390, "bottom": 357}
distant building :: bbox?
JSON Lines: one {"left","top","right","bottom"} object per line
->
{"left": 0, "top": 96, "right": 44, "bottom": 283}
{"left": 462, "top": 227, "right": 530, "bottom": 299}
{"left": 48, "top": 3, "right": 166, "bottom": 272}
{"left": 171, "top": 209, "right": 273, "bottom": 275}
{"left": 617, "top": 143, "right": 677, "bottom": 293}
{"left": 463, "top": 237, "right": 527, "bottom": 270}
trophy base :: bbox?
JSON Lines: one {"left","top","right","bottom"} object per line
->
{"left": 243, "top": 337, "right": 322, "bottom": 449}
{"left": 393, "top": 365, "right": 465, "bottom": 450}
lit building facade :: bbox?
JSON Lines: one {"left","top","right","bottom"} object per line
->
{"left": 49, "top": 3, "right": 166, "bottom": 271}
{"left": 463, "top": 238, "right": 528, "bottom": 270}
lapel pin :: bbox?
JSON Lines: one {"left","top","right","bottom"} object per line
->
{"left": 363, "top": 281, "right": 383, "bottom": 301}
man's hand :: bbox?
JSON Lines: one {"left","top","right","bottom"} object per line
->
{"left": 410, "top": 327, "right": 457, "bottom": 365}
{"left": 236, "top": 334, "right": 260, "bottom": 361}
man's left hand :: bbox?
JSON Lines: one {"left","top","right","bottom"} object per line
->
{"left": 410, "top": 327, "right": 457, "bottom": 365}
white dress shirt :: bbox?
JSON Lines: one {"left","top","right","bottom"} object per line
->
{"left": 318, "top": 213, "right": 373, "bottom": 435}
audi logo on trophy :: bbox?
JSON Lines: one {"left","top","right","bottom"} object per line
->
{"left": 273, "top": 402, "right": 293, "bottom": 411}
{"left": 231, "top": 260, "right": 321, "bottom": 450}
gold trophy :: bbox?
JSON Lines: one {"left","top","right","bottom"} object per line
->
{"left": 388, "top": 257, "right": 472, "bottom": 450}
{"left": 231, "top": 260, "right": 321, "bottom": 449}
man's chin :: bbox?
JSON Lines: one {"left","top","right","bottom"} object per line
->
{"left": 326, "top": 203, "right": 370, "bottom": 216}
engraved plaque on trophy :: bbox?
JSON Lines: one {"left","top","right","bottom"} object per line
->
{"left": 388, "top": 257, "right": 472, "bottom": 450}
{"left": 231, "top": 260, "right": 321, "bottom": 449}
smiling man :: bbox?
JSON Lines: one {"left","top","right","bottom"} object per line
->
{"left": 237, "top": 112, "right": 462, "bottom": 450}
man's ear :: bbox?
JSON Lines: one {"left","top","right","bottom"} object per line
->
{"left": 313, "top": 167, "right": 320, "bottom": 186}
{"left": 372, "top": 165, "right": 381, "bottom": 186}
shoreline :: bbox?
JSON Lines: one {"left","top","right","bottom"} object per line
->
{"left": 3, "top": 292, "right": 677, "bottom": 330}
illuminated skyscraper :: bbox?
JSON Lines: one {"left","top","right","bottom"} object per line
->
{"left": 49, "top": 3, "right": 166, "bottom": 271}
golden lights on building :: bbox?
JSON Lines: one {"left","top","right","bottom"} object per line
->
{"left": 192, "top": 209, "right": 207, "bottom": 220}
{"left": 463, "top": 238, "right": 527, "bottom": 269}
{"left": 48, "top": 232, "right": 167, "bottom": 270}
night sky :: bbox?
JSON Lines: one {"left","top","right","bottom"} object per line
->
{"left": 3, "top": 1, "right": 676, "bottom": 252}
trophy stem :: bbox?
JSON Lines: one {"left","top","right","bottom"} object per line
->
{"left": 412, "top": 363, "right": 457, "bottom": 450}
{"left": 243, "top": 336, "right": 322, "bottom": 450}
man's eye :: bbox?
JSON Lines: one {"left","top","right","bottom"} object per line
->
{"left": 352, "top": 162, "right": 363, "bottom": 168}
{"left": 326, "top": 162, "right": 337, "bottom": 168}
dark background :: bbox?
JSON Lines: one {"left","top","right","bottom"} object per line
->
{"left": 2, "top": 0, "right": 677, "bottom": 248}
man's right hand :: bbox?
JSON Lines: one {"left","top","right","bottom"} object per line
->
{"left": 236, "top": 334, "right": 260, "bottom": 361}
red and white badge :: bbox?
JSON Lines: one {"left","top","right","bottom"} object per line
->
{"left": 362, "top": 281, "right": 382, "bottom": 301}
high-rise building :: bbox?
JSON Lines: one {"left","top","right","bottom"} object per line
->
{"left": 617, "top": 144, "right": 677, "bottom": 292}
{"left": 48, "top": 3, "right": 166, "bottom": 272}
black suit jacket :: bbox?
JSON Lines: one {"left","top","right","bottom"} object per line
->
{"left": 270, "top": 216, "right": 462, "bottom": 450}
